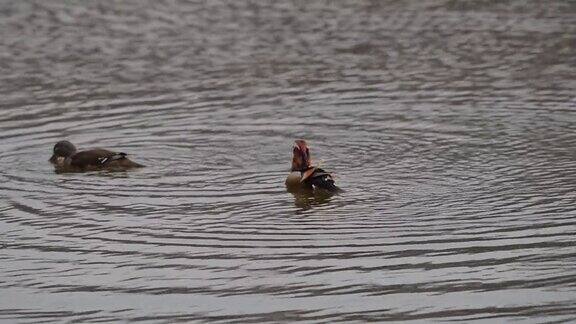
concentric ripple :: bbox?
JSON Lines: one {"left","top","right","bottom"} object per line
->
{"left": 1, "top": 0, "right": 576, "bottom": 323}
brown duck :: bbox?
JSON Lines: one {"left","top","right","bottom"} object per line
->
{"left": 285, "top": 139, "right": 341, "bottom": 192}
{"left": 49, "top": 140, "right": 144, "bottom": 172}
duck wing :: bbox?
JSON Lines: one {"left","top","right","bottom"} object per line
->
{"left": 70, "top": 149, "right": 127, "bottom": 168}
{"left": 308, "top": 168, "right": 341, "bottom": 193}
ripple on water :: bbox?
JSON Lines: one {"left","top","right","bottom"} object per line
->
{"left": 1, "top": 0, "right": 576, "bottom": 323}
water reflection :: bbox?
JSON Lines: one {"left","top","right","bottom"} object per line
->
{"left": 289, "top": 187, "right": 334, "bottom": 210}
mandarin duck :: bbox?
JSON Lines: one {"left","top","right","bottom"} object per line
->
{"left": 49, "top": 140, "right": 144, "bottom": 172}
{"left": 285, "top": 139, "right": 341, "bottom": 193}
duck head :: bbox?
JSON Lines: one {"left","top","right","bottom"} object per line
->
{"left": 291, "top": 139, "right": 311, "bottom": 172}
{"left": 49, "top": 140, "right": 77, "bottom": 165}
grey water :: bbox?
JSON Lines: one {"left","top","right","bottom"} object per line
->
{"left": 1, "top": 0, "right": 576, "bottom": 323}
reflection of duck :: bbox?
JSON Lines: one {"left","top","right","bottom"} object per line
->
{"left": 290, "top": 188, "right": 333, "bottom": 210}
{"left": 49, "top": 141, "right": 144, "bottom": 172}
{"left": 285, "top": 139, "right": 341, "bottom": 193}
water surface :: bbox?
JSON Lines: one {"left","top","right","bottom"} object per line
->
{"left": 1, "top": 0, "right": 576, "bottom": 322}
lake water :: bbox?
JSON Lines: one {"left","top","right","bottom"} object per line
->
{"left": 1, "top": 1, "right": 576, "bottom": 322}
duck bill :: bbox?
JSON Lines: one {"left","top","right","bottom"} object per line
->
{"left": 49, "top": 155, "right": 65, "bottom": 165}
